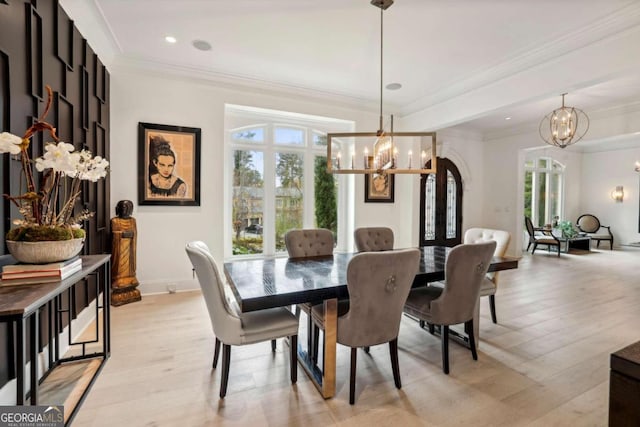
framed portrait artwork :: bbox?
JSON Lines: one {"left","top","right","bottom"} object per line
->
{"left": 364, "top": 172, "right": 394, "bottom": 203}
{"left": 138, "top": 122, "right": 201, "bottom": 206}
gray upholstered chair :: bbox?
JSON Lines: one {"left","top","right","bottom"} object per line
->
{"left": 576, "top": 214, "right": 613, "bottom": 250}
{"left": 463, "top": 228, "right": 510, "bottom": 324}
{"left": 312, "top": 248, "right": 420, "bottom": 404}
{"left": 525, "top": 216, "right": 560, "bottom": 256}
{"left": 284, "top": 228, "right": 334, "bottom": 363}
{"left": 404, "top": 241, "right": 496, "bottom": 374}
{"left": 354, "top": 227, "right": 394, "bottom": 252}
{"left": 185, "top": 241, "right": 299, "bottom": 398}
{"left": 284, "top": 228, "right": 334, "bottom": 258}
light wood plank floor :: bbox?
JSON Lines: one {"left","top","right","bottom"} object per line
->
{"left": 73, "top": 248, "right": 640, "bottom": 426}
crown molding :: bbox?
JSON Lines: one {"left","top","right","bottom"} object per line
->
{"left": 111, "top": 55, "right": 400, "bottom": 115}
{"left": 401, "top": 3, "right": 640, "bottom": 116}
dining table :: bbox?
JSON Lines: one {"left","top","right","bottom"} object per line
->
{"left": 223, "top": 245, "right": 518, "bottom": 399}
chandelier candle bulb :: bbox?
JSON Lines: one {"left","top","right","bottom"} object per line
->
{"left": 351, "top": 149, "right": 355, "bottom": 170}
{"left": 364, "top": 147, "right": 369, "bottom": 169}
{"left": 421, "top": 150, "right": 427, "bottom": 166}
{"left": 408, "top": 150, "right": 412, "bottom": 169}
{"left": 336, "top": 152, "right": 341, "bottom": 170}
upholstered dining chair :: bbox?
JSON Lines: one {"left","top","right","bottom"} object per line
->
{"left": 354, "top": 227, "right": 394, "bottom": 252}
{"left": 463, "top": 228, "right": 510, "bottom": 324}
{"left": 525, "top": 216, "right": 560, "bottom": 257}
{"left": 185, "top": 241, "right": 299, "bottom": 398}
{"left": 576, "top": 214, "right": 614, "bottom": 250}
{"left": 312, "top": 248, "right": 420, "bottom": 404}
{"left": 404, "top": 241, "right": 496, "bottom": 374}
{"left": 284, "top": 228, "right": 334, "bottom": 363}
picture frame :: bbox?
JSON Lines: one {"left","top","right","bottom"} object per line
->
{"left": 138, "top": 122, "right": 201, "bottom": 206}
{"left": 364, "top": 169, "right": 395, "bottom": 203}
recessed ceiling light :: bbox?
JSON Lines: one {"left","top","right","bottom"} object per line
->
{"left": 192, "top": 40, "right": 212, "bottom": 51}
{"left": 505, "top": 117, "right": 512, "bottom": 120}
{"left": 165, "top": 36, "right": 177, "bottom": 44}
{"left": 386, "top": 83, "right": 402, "bottom": 90}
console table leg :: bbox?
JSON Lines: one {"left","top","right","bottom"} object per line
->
{"left": 16, "top": 319, "right": 25, "bottom": 405}
{"left": 30, "top": 311, "right": 39, "bottom": 404}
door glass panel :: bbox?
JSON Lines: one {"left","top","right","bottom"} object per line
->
{"left": 446, "top": 170, "right": 456, "bottom": 239}
{"left": 275, "top": 152, "right": 304, "bottom": 251}
{"left": 550, "top": 172, "right": 562, "bottom": 223}
{"left": 424, "top": 174, "right": 436, "bottom": 241}
{"left": 314, "top": 155, "right": 338, "bottom": 242}
{"left": 232, "top": 150, "right": 264, "bottom": 254}
{"left": 524, "top": 170, "right": 533, "bottom": 220}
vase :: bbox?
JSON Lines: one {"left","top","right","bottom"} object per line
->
{"left": 6, "top": 238, "right": 84, "bottom": 264}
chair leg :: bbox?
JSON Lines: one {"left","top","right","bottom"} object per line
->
{"left": 441, "top": 325, "right": 449, "bottom": 375}
{"left": 271, "top": 339, "right": 277, "bottom": 353}
{"left": 350, "top": 347, "right": 357, "bottom": 405}
{"left": 307, "top": 315, "right": 314, "bottom": 361}
{"left": 364, "top": 346, "right": 370, "bottom": 354}
{"left": 532, "top": 242, "right": 538, "bottom": 254}
{"left": 557, "top": 244, "right": 560, "bottom": 257}
{"left": 489, "top": 295, "right": 497, "bottom": 324}
{"left": 610, "top": 238, "right": 613, "bottom": 250}
{"left": 212, "top": 337, "right": 221, "bottom": 369}
{"left": 290, "top": 335, "right": 298, "bottom": 384}
{"left": 220, "top": 344, "right": 231, "bottom": 398}
{"left": 428, "top": 323, "right": 435, "bottom": 334}
{"left": 389, "top": 338, "right": 401, "bottom": 389}
{"left": 526, "top": 241, "right": 532, "bottom": 252}
{"left": 597, "top": 240, "right": 600, "bottom": 248}
{"left": 419, "top": 320, "right": 425, "bottom": 329}
{"left": 466, "top": 320, "right": 478, "bottom": 361}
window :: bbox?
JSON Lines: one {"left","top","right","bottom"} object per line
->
{"left": 226, "top": 105, "right": 351, "bottom": 257}
{"left": 524, "top": 156, "right": 565, "bottom": 228}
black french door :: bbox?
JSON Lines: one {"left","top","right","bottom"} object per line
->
{"left": 419, "top": 157, "right": 463, "bottom": 247}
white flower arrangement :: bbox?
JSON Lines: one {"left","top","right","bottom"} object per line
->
{"left": 2, "top": 86, "right": 109, "bottom": 242}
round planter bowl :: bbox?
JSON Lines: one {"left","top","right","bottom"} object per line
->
{"left": 6, "top": 238, "right": 84, "bottom": 264}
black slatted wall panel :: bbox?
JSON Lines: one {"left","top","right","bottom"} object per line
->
{"left": 0, "top": 0, "right": 110, "bottom": 390}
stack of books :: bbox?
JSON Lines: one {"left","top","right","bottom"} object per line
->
{"left": 1, "top": 256, "right": 83, "bottom": 286}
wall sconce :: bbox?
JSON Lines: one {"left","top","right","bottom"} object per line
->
{"left": 611, "top": 186, "right": 624, "bottom": 202}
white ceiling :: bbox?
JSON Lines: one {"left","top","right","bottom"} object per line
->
{"left": 93, "top": 0, "right": 640, "bottom": 134}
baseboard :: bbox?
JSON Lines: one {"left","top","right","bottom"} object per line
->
{"left": 137, "top": 278, "right": 199, "bottom": 296}
{"left": 0, "top": 296, "right": 100, "bottom": 405}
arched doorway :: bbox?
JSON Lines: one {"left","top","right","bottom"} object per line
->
{"left": 419, "top": 157, "right": 463, "bottom": 247}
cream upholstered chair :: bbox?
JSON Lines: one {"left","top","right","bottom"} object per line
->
{"left": 312, "top": 248, "right": 420, "bottom": 404}
{"left": 404, "top": 241, "right": 496, "bottom": 374}
{"left": 185, "top": 241, "right": 299, "bottom": 398}
{"left": 463, "top": 228, "right": 510, "bottom": 324}
{"left": 525, "top": 216, "right": 560, "bottom": 256}
{"left": 354, "top": 227, "right": 394, "bottom": 252}
{"left": 284, "top": 228, "right": 334, "bottom": 363}
{"left": 576, "top": 214, "right": 613, "bottom": 250}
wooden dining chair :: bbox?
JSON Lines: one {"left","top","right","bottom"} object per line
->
{"left": 404, "top": 241, "right": 495, "bottom": 374}
{"left": 312, "top": 248, "right": 420, "bottom": 403}
{"left": 185, "top": 241, "right": 299, "bottom": 398}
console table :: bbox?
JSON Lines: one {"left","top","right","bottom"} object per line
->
{"left": 610, "top": 341, "right": 640, "bottom": 426}
{"left": 0, "top": 255, "right": 111, "bottom": 425}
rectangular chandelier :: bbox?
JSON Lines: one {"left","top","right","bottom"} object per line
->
{"left": 326, "top": 130, "right": 437, "bottom": 175}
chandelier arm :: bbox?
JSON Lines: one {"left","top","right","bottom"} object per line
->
{"left": 379, "top": 5, "right": 384, "bottom": 133}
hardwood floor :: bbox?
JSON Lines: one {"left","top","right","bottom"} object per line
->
{"left": 73, "top": 248, "right": 640, "bottom": 426}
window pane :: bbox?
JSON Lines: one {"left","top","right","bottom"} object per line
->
{"left": 314, "top": 156, "right": 337, "bottom": 242}
{"left": 232, "top": 128, "right": 264, "bottom": 143}
{"left": 275, "top": 153, "right": 304, "bottom": 251}
{"left": 524, "top": 171, "right": 533, "bottom": 220}
{"left": 524, "top": 159, "right": 534, "bottom": 168}
{"left": 536, "top": 171, "right": 547, "bottom": 227}
{"left": 424, "top": 174, "right": 436, "bottom": 241}
{"left": 446, "top": 171, "right": 456, "bottom": 239}
{"left": 275, "top": 127, "right": 304, "bottom": 145}
{"left": 538, "top": 158, "right": 548, "bottom": 169}
{"left": 313, "top": 132, "right": 327, "bottom": 146}
{"left": 550, "top": 172, "right": 562, "bottom": 222}
{"left": 552, "top": 160, "right": 562, "bottom": 171}
{"left": 232, "top": 150, "right": 264, "bottom": 254}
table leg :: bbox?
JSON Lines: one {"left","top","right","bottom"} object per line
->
{"left": 16, "top": 319, "right": 25, "bottom": 405}
{"left": 30, "top": 311, "right": 39, "bottom": 404}
{"left": 296, "top": 298, "right": 337, "bottom": 399}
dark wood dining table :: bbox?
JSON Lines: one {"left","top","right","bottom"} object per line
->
{"left": 223, "top": 246, "right": 518, "bottom": 398}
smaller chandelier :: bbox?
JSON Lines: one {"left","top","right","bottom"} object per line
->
{"left": 539, "top": 93, "right": 589, "bottom": 149}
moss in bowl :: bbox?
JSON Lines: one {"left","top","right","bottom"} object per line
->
{"left": 6, "top": 225, "right": 85, "bottom": 242}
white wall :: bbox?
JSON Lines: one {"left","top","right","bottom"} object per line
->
{"left": 581, "top": 146, "right": 640, "bottom": 245}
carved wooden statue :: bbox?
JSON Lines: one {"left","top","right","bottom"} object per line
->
{"left": 110, "top": 200, "right": 141, "bottom": 306}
